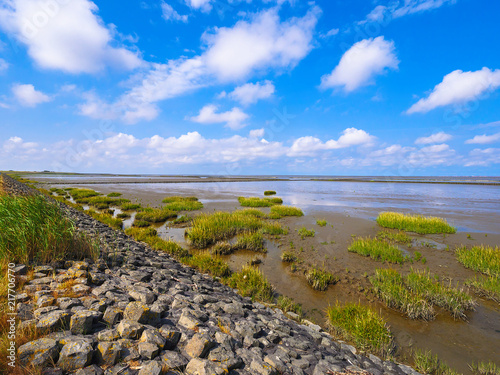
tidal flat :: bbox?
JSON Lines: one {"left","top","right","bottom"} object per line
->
{"left": 32, "top": 173, "right": 500, "bottom": 374}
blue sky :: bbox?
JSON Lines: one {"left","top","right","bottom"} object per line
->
{"left": 0, "top": 0, "right": 499, "bottom": 175}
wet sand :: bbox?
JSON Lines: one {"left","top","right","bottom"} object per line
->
{"left": 41, "top": 179, "right": 500, "bottom": 373}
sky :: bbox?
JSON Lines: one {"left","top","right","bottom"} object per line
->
{"left": 0, "top": 0, "right": 499, "bottom": 176}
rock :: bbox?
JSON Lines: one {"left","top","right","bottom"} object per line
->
{"left": 103, "top": 306, "right": 123, "bottom": 325}
{"left": 70, "top": 310, "right": 95, "bottom": 334}
{"left": 137, "top": 360, "right": 163, "bottom": 375}
{"left": 178, "top": 310, "right": 201, "bottom": 330}
{"left": 250, "top": 359, "right": 278, "bottom": 375}
{"left": 35, "top": 265, "right": 54, "bottom": 275}
{"left": 58, "top": 297, "right": 82, "bottom": 310}
{"left": 129, "top": 285, "right": 156, "bottom": 304}
{"left": 223, "top": 302, "right": 245, "bottom": 316}
{"left": 42, "top": 368, "right": 63, "bottom": 375}
{"left": 138, "top": 342, "right": 159, "bottom": 360}
{"left": 13, "top": 264, "right": 28, "bottom": 275}
{"left": 73, "top": 284, "right": 91, "bottom": 295}
{"left": 139, "top": 328, "right": 166, "bottom": 349}
{"left": 57, "top": 340, "right": 94, "bottom": 371}
{"left": 36, "top": 310, "right": 70, "bottom": 333}
{"left": 97, "top": 328, "right": 120, "bottom": 341}
{"left": 117, "top": 319, "right": 144, "bottom": 339}
{"left": 124, "top": 301, "right": 159, "bottom": 325}
{"left": 160, "top": 350, "right": 189, "bottom": 371}
{"left": 16, "top": 293, "right": 30, "bottom": 303}
{"left": 103, "top": 363, "right": 136, "bottom": 375}
{"left": 37, "top": 295, "right": 55, "bottom": 308}
{"left": 185, "top": 358, "right": 226, "bottom": 375}
{"left": 76, "top": 364, "right": 104, "bottom": 375}
{"left": 17, "top": 303, "right": 34, "bottom": 321}
{"left": 184, "top": 333, "right": 215, "bottom": 358}
{"left": 96, "top": 341, "right": 122, "bottom": 366}
{"left": 18, "top": 338, "right": 60, "bottom": 367}
{"left": 89, "top": 271, "right": 106, "bottom": 285}
{"left": 159, "top": 327, "right": 182, "bottom": 350}
{"left": 34, "top": 306, "right": 59, "bottom": 319}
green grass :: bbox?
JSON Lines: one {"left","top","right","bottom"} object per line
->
{"left": 305, "top": 267, "right": 337, "bottom": 291}
{"left": 210, "top": 241, "right": 235, "bottom": 255}
{"left": 326, "top": 302, "right": 393, "bottom": 357}
{"left": 185, "top": 211, "right": 262, "bottom": 248}
{"left": 376, "top": 212, "right": 456, "bottom": 234}
{"left": 455, "top": 245, "right": 500, "bottom": 277}
{"left": 466, "top": 276, "right": 500, "bottom": 303}
{"left": 68, "top": 188, "right": 100, "bottom": 200}
{"left": 116, "top": 212, "right": 131, "bottom": 219}
{"left": 132, "top": 219, "right": 151, "bottom": 228}
{"left": 316, "top": 219, "right": 327, "bottom": 227}
{"left": 235, "top": 231, "right": 265, "bottom": 252}
{"left": 281, "top": 251, "right": 298, "bottom": 262}
{"left": 369, "top": 269, "right": 435, "bottom": 320}
{"left": 277, "top": 295, "right": 302, "bottom": 318}
{"left": 124, "top": 227, "right": 189, "bottom": 259}
{"left": 162, "top": 196, "right": 203, "bottom": 211}
{"left": 182, "top": 252, "right": 231, "bottom": 278}
{"left": 225, "top": 266, "right": 274, "bottom": 302}
{"left": 298, "top": 227, "right": 315, "bottom": 239}
{"left": 121, "top": 202, "right": 142, "bottom": 211}
{"left": 125, "top": 227, "right": 158, "bottom": 241}
{"left": 87, "top": 210, "right": 123, "bottom": 230}
{"left": 269, "top": 205, "right": 304, "bottom": 219}
{"left": 162, "top": 196, "right": 199, "bottom": 203}
{"left": 413, "top": 350, "right": 461, "bottom": 375}
{"left": 172, "top": 215, "right": 190, "bottom": 224}
{"left": 405, "top": 269, "right": 476, "bottom": 319}
{"left": 0, "top": 195, "right": 98, "bottom": 264}
{"left": 348, "top": 237, "right": 407, "bottom": 264}
{"left": 107, "top": 192, "right": 122, "bottom": 197}
{"left": 376, "top": 230, "right": 412, "bottom": 244}
{"left": 238, "top": 196, "right": 283, "bottom": 207}
{"left": 469, "top": 362, "right": 500, "bottom": 375}
{"left": 77, "top": 196, "right": 130, "bottom": 209}
{"left": 235, "top": 208, "right": 266, "bottom": 217}
{"left": 135, "top": 207, "right": 177, "bottom": 223}
{"left": 261, "top": 221, "right": 288, "bottom": 235}
{"left": 264, "top": 190, "right": 277, "bottom": 196}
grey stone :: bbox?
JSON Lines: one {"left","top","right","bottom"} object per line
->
{"left": 18, "top": 338, "right": 60, "bottom": 367}
{"left": 185, "top": 358, "right": 226, "bottom": 375}
{"left": 137, "top": 360, "right": 163, "bottom": 375}
{"left": 57, "top": 340, "right": 94, "bottom": 371}
{"left": 124, "top": 301, "right": 159, "bottom": 324}
{"left": 58, "top": 297, "right": 82, "bottom": 310}
{"left": 117, "top": 319, "right": 144, "bottom": 339}
{"left": 138, "top": 342, "right": 159, "bottom": 360}
{"left": 96, "top": 341, "right": 122, "bottom": 366}
{"left": 104, "top": 363, "right": 136, "bottom": 375}
{"left": 76, "top": 364, "right": 105, "bottom": 375}
{"left": 36, "top": 310, "right": 71, "bottom": 333}
{"left": 37, "top": 295, "right": 55, "bottom": 308}
{"left": 98, "top": 328, "right": 120, "bottom": 341}
{"left": 139, "top": 328, "right": 166, "bottom": 349}
{"left": 103, "top": 306, "right": 123, "bottom": 325}
{"left": 185, "top": 333, "right": 215, "bottom": 358}
{"left": 70, "top": 310, "right": 95, "bottom": 334}
{"left": 159, "top": 326, "right": 182, "bottom": 350}
{"left": 129, "top": 285, "right": 156, "bottom": 304}
{"left": 178, "top": 310, "right": 201, "bottom": 330}
{"left": 160, "top": 350, "right": 189, "bottom": 371}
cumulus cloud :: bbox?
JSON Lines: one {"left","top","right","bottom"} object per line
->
{"left": 189, "top": 105, "right": 249, "bottom": 129}
{"left": 228, "top": 81, "right": 275, "bottom": 106}
{"left": 465, "top": 132, "right": 500, "bottom": 144}
{"left": 3, "top": 136, "right": 38, "bottom": 154}
{"left": 407, "top": 143, "right": 456, "bottom": 167}
{"left": 0, "top": 0, "right": 142, "bottom": 74}
{"left": 12, "top": 83, "right": 51, "bottom": 107}
{"left": 465, "top": 148, "right": 500, "bottom": 167}
{"left": 407, "top": 68, "right": 500, "bottom": 114}
{"left": 415, "top": 132, "right": 452, "bottom": 144}
{"left": 320, "top": 36, "right": 399, "bottom": 92}
{"left": 288, "top": 128, "right": 376, "bottom": 157}
{"left": 161, "top": 2, "right": 188, "bottom": 22}
{"left": 184, "top": 0, "right": 212, "bottom": 12}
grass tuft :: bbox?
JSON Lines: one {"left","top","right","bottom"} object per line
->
{"left": 87, "top": 210, "right": 123, "bottom": 230}
{"left": 264, "top": 190, "right": 277, "bottom": 196}
{"left": 305, "top": 267, "right": 337, "bottom": 291}
{"left": 182, "top": 252, "right": 231, "bottom": 277}
{"left": 466, "top": 276, "right": 500, "bottom": 303}
{"left": 316, "top": 219, "right": 328, "bottom": 227}
{"left": 135, "top": 207, "right": 177, "bottom": 223}
{"left": 376, "top": 230, "right": 412, "bottom": 244}
{"left": 121, "top": 202, "right": 142, "bottom": 211}
{"left": 376, "top": 212, "right": 456, "bottom": 234}
{"left": 298, "top": 227, "right": 315, "bottom": 239}
{"left": 281, "top": 251, "right": 298, "bottom": 262}
{"left": 225, "top": 266, "right": 274, "bottom": 303}
{"left": 469, "top": 362, "right": 500, "bottom": 375}
{"left": 107, "top": 192, "right": 122, "bottom": 197}
{"left": 277, "top": 295, "right": 302, "bottom": 318}
{"left": 211, "top": 241, "right": 235, "bottom": 255}
{"left": 261, "top": 221, "right": 288, "bottom": 235}
{"left": 413, "top": 350, "right": 461, "bottom": 375}
{"left": 269, "top": 205, "right": 304, "bottom": 219}
{"left": 132, "top": 219, "right": 151, "bottom": 228}
{"left": 235, "top": 231, "right": 265, "bottom": 252}
{"left": 326, "top": 302, "right": 393, "bottom": 356}
{"left": 162, "top": 196, "right": 203, "bottom": 211}
{"left": 349, "top": 237, "right": 407, "bottom": 264}
{"left": 455, "top": 245, "right": 499, "bottom": 277}
{"left": 238, "top": 196, "right": 283, "bottom": 207}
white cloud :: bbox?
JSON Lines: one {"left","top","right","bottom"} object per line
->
{"left": 288, "top": 128, "right": 376, "bottom": 157}
{"left": 415, "top": 131, "right": 452, "bottom": 144}
{"left": 407, "top": 143, "right": 456, "bottom": 167}
{"left": 0, "top": 0, "right": 142, "bottom": 74}
{"left": 320, "top": 28, "right": 339, "bottom": 38}
{"left": 161, "top": 2, "right": 188, "bottom": 22}
{"left": 465, "top": 132, "right": 500, "bottom": 145}
{"left": 184, "top": 0, "right": 212, "bottom": 12}
{"left": 203, "top": 6, "right": 321, "bottom": 81}
{"left": 189, "top": 105, "right": 249, "bottom": 129}
{"left": 228, "top": 80, "right": 275, "bottom": 106}
{"left": 320, "top": 36, "right": 399, "bottom": 92}
{"left": 0, "top": 58, "right": 8, "bottom": 72}
{"left": 407, "top": 68, "right": 500, "bottom": 114}
{"left": 249, "top": 128, "right": 265, "bottom": 138}
{"left": 392, "top": 0, "right": 457, "bottom": 18}
{"left": 465, "top": 148, "right": 500, "bottom": 167}
{"left": 3, "top": 136, "right": 38, "bottom": 153}
{"left": 12, "top": 83, "right": 51, "bottom": 107}
{"left": 358, "top": 5, "right": 386, "bottom": 24}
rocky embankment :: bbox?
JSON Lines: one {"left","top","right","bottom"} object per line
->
{"left": 3, "top": 174, "right": 421, "bottom": 375}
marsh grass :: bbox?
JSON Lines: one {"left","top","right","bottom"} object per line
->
{"left": 326, "top": 302, "right": 393, "bottom": 357}
{"left": 377, "top": 230, "right": 412, "bottom": 244}
{"left": 413, "top": 350, "right": 461, "bottom": 375}
{"left": 235, "top": 231, "right": 265, "bottom": 252}
{"left": 455, "top": 245, "right": 500, "bottom": 276}
{"left": 116, "top": 212, "right": 131, "bottom": 219}
{"left": 235, "top": 208, "right": 266, "bottom": 217}
{"left": 348, "top": 237, "right": 407, "bottom": 264}
{"left": 269, "top": 205, "right": 304, "bottom": 219}
{"left": 185, "top": 211, "right": 262, "bottom": 248}
{"left": 107, "top": 192, "right": 122, "bottom": 197}
{"left": 87, "top": 210, "right": 123, "bottom": 230}
{"left": 124, "top": 227, "right": 189, "bottom": 259}
{"left": 298, "top": 227, "right": 315, "bottom": 239}
{"left": 132, "top": 219, "right": 151, "bottom": 228}
{"left": 173, "top": 215, "right": 190, "bottom": 224}
{"left": 68, "top": 188, "right": 100, "bottom": 200}
{"left": 377, "top": 212, "right": 456, "bottom": 234}
{"left": 225, "top": 266, "right": 274, "bottom": 302}
{"left": 281, "top": 251, "right": 298, "bottom": 262}
{"left": 264, "top": 190, "right": 277, "bottom": 196}
{"left": 466, "top": 276, "right": 500, "bottom": 303}
{"left": 469, "top": 362, "right": 500, "bottom": 375}
{"left": 261, "top": 221, "right": 288, "bottom": 235}
{"left": 78, "top": 196, "right": 130, "bottom": 209}
{"left": 135, "top": 207, "right": 177, "bottom": 223}
{"left": 182, "top": 252, "right": 231, "bottom": 277}
{"left": 277, "top": 295, "right": 302, "bottom": 318}
{"left": 211, "top": 241, "right": 235, "bottom": 255}
{"left": 0, "top": 195, "right": 98, "bottom": 264}
{"left": 121, "top": 203, "right": 142, "bottom": 211}
{"left": 238, "top": 196, "right": 283, "bottom": 207}
{"left": 305, "top": 267, "right": 337, "bottom": 291}
{"left": 316, "top": 219, "right": 327, "bottom": 227}
{"left": 162, "top": 196, "right": 203, "bottom": 211}
{"left": 405, "top": 269, "right": 475, "bottom": 319}
{"left": 369, "top": 269, "right": 435, "bottom": 320}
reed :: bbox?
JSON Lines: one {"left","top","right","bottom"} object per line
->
{"left": 235, "top": 231, "right": 265, "bottom": 252}
{"left": 281, "top": 251, "right": 298, "bottom": 262}
{"left": 455, "top": 245, "right": 500, "bottom": 276}
{"left": 376, "top": 212, "right": 456, "bottom": 234}
{"left": 469, "top": 362, "right": 500, "bottom": 375}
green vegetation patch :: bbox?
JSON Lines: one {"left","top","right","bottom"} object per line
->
{"left": 264, "top": 190, "right": 277, "bottom": 196}
{"left": 376, "top": 212, "right": 456, "bottom": 234}
{"left": 211, "top": 241, "right": 235, "bottom": 256}
{"left": 261, "top": 221, "right": 288, "bottom": 235}
{"left": 225, "top": 266, "right": 274, "bottom": 302}
{"left": 182, "top": 252, "right": 231, "bottom": 278}
{"left": 121, "top": 203, "right": 142, "bottom": 211}
{"left": 277, "top": 295, "right": 302, "bottom": 318}
{"left": 305, "top": 267, "right": 337, "bottom": 291}
{"left": 238, "top": 196, "right": 283, "bottom": 207}
{"left": 132, "top": 219, "right": 151, "bottom": 228}
{"left": 455, "top": 245, "right": 500, "bottom": 276}
{"left": 235, "top": 231, "right": 265, "bottom": 252}
{"left": 466, "top": 276, "right": 500, "bottom": 304}
{"left": 370, "top": 269, "right": 435, "bottom": 320}
{"left": 135, "top": 207, "right": 177, "bottom": 223}
{"left": 172, "top": 215, "right": 190, "bottom": 224}
{"left": 298, "top": 227, "right": 315, "bottom": 239}
{"left": 316, "top": 219, "right": 328, "bottom": 227}
{"left": 162, "top": 196, "right": 203, "bottom": 211}
{"left": 327, "top": 302, "right": 393, "bottom": 356}
{"left": 68, "top": 188, "right": 100, "bottom": 200}
{"left": 469, "top": 362, "right": 500, "bottom": 375}
{"left": 376, "top": 230, "right": 412, "bottom": 244}
{"left": 107, "top": 192, "right": 122, "bottom": 197}
{"left": 349, "top": 237, "right": 407, "bottom": 264}
{"left": 124, "top": 227, "right": 189, "bottom": 259}
{"left": 269, "top": 205, "right": 304, "bottom": 219}
{"left": 413, "top": 350, "right": 461, "bottom": 375}
{"left": 0, "top": 195, "right": 98, "bottom": 263}
{"left": 87, "top": 210, "right": 123, "bottom": 230}
{"left": 281, "top": 251, "right": 298, "bottom": 262}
